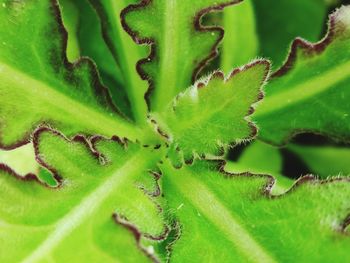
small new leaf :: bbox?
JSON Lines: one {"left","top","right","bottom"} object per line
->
{"left": 154, "top": 60, "right": 269, "bottom": 161}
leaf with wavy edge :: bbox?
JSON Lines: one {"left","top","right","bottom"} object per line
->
{"left": 225, "top": 141, "right": 293, "bottom": 194}
{"left": 60, "top": 0, "right": 134, "bottom": 119}
{"left": 86, "top": 0, "right": 150, "bottom": 123}
{"left": 220, "top": 0, "right": 329, "bottom": 70}
{"left": 254, "top": 6, "right": 350, "bottom": 145}
{"left": 121, "top": 0, "right": 241, "bottom": 112}
{"left": 0, "top": 144, "right": 37, "bottom": 176}
{"left": 288, "top": 144, "right": 350, "bottom": 178}
{"left": 252, "top": 0, "right": 329, "bottom": 69}
{"left": 0, "top": 127, "right": 166, "bottom": 262}
{"left": 152, "top": 60, "right": 269, "bottom": 161}
{"left": 0, "top": 144, "right": 57, "bottom": 186}
{"left": 161, "top": 158, "right": 350, "bottom": 262}
{"left": 0, "top": 0, "right": 142, "bottom": 149}
{"left": 226, "top": 140, "right": 350, "bottom": 192}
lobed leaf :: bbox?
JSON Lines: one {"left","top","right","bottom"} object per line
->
{"left": 0, "top": 127, "right": 166, "bottom": 262}
{"left": 161, "top": 159, "right": 350, "bottom": 262}
{"left": 0, "top": 0, "right": 141, "bottom": 149}
{"left": 122, "top": 0, "right": 241, "bottom": 112}
{"left": 153, "top": 60, "right": 269, "bottom": 161}
{"left": 254, "top": 6, "right": 350, "bottom": 145}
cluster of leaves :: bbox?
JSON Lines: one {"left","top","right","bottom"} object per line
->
{"left": 0, "top": 0, "right": 350, "bottom": 262}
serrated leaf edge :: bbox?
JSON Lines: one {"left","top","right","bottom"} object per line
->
{"left": 150, "top": 59, "right": 270, "bottom": 166}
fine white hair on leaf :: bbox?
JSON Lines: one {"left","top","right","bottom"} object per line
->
{"left": 336, "top": 5, "right": 350, "bottom": 27}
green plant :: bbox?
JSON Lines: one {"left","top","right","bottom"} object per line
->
{"left": 0, "top": 0, "right": 350, "bottom": 262}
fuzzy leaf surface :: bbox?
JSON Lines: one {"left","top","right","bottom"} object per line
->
{"left": 161, "top": 159, "right": 350, "bottom": 262}
{"left": 0, "top": 0, "right": 140, "bottom": 149}
{"left": 122, "top": 0, "right": 241, "bottom": 111}
{"left": 0, "top": 128, "right": 165, "bottom": 262}
{"left": 255, "top": 6, "right": 350, "bottom": 145}
{"left": 154, "top": 61, "right": 269, "bottom": 160}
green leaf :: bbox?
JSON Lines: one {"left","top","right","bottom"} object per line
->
{"left": 226, "top": 140, "right": 350, "bottom": 192}
{"left": 220, "top": 0, "right": 330, "bottom": 70}
{"left": 153, "top": 60, "right": 269, "bottom": 160}
{"left": 225, "top": 141, "right": 293, "bottom": 194}
{"left": 59, "top": 0, "right": 81, "bottom": 61}
{"left": 254, "top": 6, "right": 350, "bottom": 145}
{"left": 0, "top": 0, "right": 141, "bottom": 148}
{"left": 60, "top": 0, "right": 134, "bottom": 119}
{"left": 0, "top": 127, "right": 166, "bottom": 262}
{"left": 221, "top": 0, "right": 258, "bottom": 71}
{"left": 87, "top": 0, "right": 149, "bottom": 123}
{"left": 252, "top": 0, "right": 329, "bottom": 68}
{"left": 288, "top": 144, "right": 350, "bottom": 178}
{"left": 161, "top": 159, "right": 350, "bottom": 262}
{"left": 122, "top": 0, "right": 241, "bottom": 112}
{"left": 1, "top": 0, "right": 349, "bottom": 260}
